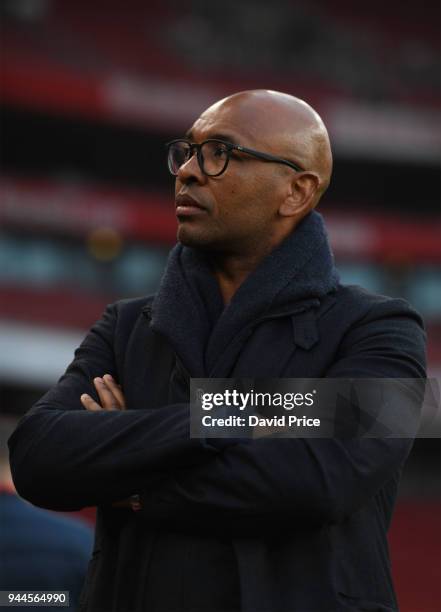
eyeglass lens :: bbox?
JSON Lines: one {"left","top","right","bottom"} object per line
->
{"left": 168, "top": 141, "right": 229, "bottom": 176}
{"left": 168, "top": 142, "right": 190, "bottom": 175}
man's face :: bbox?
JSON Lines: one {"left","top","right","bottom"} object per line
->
{"left": 173, "top": 98, "right": 291, "bottom": 254}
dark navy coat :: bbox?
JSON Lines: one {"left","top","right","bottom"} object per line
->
{"left": 9, "top": 213, "right": 426, "bottom": 611}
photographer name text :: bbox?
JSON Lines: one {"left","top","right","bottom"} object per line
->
{"left": 202, "top": 414, "right": 320, "bottom": 428}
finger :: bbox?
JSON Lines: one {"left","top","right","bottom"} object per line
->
{"left": 80, "top": 393, "right": 103, "bottom": 412}
{"left": 103, "top": 374, "right": 126, "bottom": 409}
{"left": 93, "top": 377, "right": 121, "bottom": 411}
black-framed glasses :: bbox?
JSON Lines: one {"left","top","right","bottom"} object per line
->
{"left": 166, "top": 138, "right": 304, "bottom": 177}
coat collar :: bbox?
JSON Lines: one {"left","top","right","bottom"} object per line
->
{"left": 150, "top": 211, "right": 339, "bottom": 377}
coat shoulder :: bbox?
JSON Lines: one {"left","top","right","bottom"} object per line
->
{"left": 108, "top": 295, "right": 156, "bottom": 331}
{"left": 297, "top": 283, "right": 425, "bottom": 381}
{"left": 113, "top": 294, "right": 155, "bottom": 314}
{"left": 88, "top": 296, "right": 157, "bottom": 352}
{"left": 326, "top": 283, "right": 424, "bottom": 327}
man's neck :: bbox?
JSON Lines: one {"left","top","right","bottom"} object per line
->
{"left": 210, "top": 248, "right": 273, "bottom": 304}
{"left": 199, "top": 222, "right": 297, "bottom": 304}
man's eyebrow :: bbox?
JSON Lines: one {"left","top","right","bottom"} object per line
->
{"left": 210, "top": 133, "right": 240, "bottom": 144}
{"left": 184, "top": 130, "right": 240, "bottom": 144}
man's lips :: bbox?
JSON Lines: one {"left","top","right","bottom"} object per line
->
{"left": 175, "top": 194, "right": 208, "bottom": 216}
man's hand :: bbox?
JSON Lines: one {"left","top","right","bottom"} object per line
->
{"left": 80, "top": 375, "right": 138, "bottom": 509}
{"left": 80, "top": 374, "right": 126, "bottom": 411}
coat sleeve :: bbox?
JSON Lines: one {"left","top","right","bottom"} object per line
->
{"left": 8, "top": 303, "right": 218, "bottom": 511}
{"left": 135, "top": 299, "right": 427, "bottom": 532}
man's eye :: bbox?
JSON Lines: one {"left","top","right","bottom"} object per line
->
{"left": 213, "top": 145, "right": 228, "bottom": 158}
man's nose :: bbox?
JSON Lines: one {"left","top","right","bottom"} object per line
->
{"left": 176, "top": 151, "right": 206, "bottom": 184}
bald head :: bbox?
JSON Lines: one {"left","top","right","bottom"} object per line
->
{"left": 174, "top": 89, "right": 333, "bottom": 258}
{"left": 199, "top": 89, "right": 333, "bottom": 204}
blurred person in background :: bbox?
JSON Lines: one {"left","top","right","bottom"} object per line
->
{"left": 0, "top": 414, "right": 93, "bottom": 612}
{"left": 8, "top": 90, "right": 426, "bottom": 612}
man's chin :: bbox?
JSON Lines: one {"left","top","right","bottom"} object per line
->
{"left": 176, "top": 224, "right": 234, "bottom": 253}
{"left": 177, "top": 225, "right": 212, "bottom": 249}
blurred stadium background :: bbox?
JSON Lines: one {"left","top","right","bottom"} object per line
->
{"left": 0, "top": 1, "right": 440, "bottom": 609}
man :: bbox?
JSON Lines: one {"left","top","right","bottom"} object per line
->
{"left": 0, "top": 415, "right": 93, "bottom": 612}
{"left": 9, "top": 90, "right": 426, "bottom": 612}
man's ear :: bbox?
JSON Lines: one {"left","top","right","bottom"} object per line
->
{"left": 279, "top": 173, "right": 320, "bottom": 217}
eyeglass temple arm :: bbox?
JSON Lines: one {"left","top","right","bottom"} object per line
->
{"left": 234, "top": 145, "right": 303, "bottom": 172}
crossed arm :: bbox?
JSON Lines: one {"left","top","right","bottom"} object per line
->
{"left": 9, "top": 299, "right": 426, "bottom": 531}
{"left": 8, "top": 304, "right": 220, "bottom": 511}
{"left": 82, "top": 369, "right": 420, "bottom": 532}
